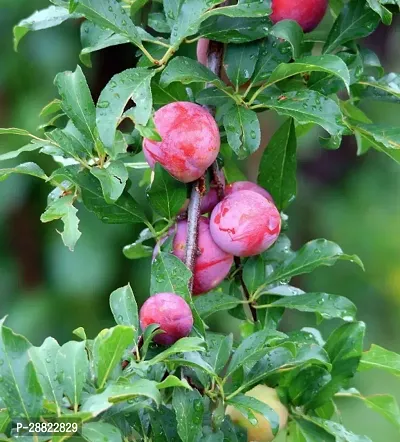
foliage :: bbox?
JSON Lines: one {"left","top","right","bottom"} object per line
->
{"left": 1, "top": 0, "right": 400, "bottom": 441}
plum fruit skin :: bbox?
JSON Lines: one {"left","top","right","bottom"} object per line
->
{"left": 143, "top": 102, "right": 220, "bottom": 183}
{"left": 210, "top": 190, "right": 281, "bottom": 257}
{"left": 173, "top": 217, "right": 234, "bottom": 295}
{"left": 139, "top": 292, "right": 193, "bottom": 345}
{"left": 225, "top": 181, "right": 273, "bottom": 203}
{"left": 270, "top": 0, "right": 328, "bottom": 32}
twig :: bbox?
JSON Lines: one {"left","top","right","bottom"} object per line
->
{"left": 234, "top": 257, "right": 257, "bottom": 322}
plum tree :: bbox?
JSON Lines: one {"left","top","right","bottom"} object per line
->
{"left": 173, "top": 217, "right": 234, "bottom": 294}
{"left": 210, "top": 190, "right": 281, "bottom": 257}
{"left": 225, "top": 181, "right": 273, "bottom": 203}
{"left": 226, "top": 385, "right": 289, "bottom": 442}
{"left": 143, "top": 102, "right": 220, "bottom": 183}
{"left": 270, "top": 0, "right": 328, "bottom": 32}
{"left": 139, "top": 292, "right": 193, "bottom": 345}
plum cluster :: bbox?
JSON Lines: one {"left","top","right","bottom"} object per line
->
{"left": 139, "top": 102, "right": 281, "bottom": 345}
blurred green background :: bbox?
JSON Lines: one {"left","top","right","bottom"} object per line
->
{"left": 0, "top": 1, "right": 399, "bottom": 440}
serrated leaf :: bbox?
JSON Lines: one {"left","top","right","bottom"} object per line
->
{"left": 352, "top": 73, "right": 400, "bottom": 103}
{"left": 152, "top": 79, "right": 190, "bottom": 107}
{"left": 51, "top": 165, "right": 148, "bottom": 224}
{"left": 203, "top": 333, "right": 233, "bottom": 375}
{"left": 226, "top": 394, "right": 279, "bottom": 435}
{"left": 0, "top": 140, "right": 47, "bottom": 162}
{"left": 13, "top": 6, "right": 80, "bottom": 51}
{"left": 149, "top": 337, "right": 206, "bottom": 366}
{"left": 255, "top": 90, "right": 345, "bottom": 137}
{"left": 323, "top": 0, "right": 380, "bottom": 54}
{"left": 263, "top": 293, "right": 357, "bottom": 321}
{"left": 82, "top": 422, "right": 123, "bottom": 442}
{"left": 109, "top": 284, "right": 139, "bottom": 336}
{"left": 90, "top": 161, "right": 128, "bottom": 203}
{"left": 204, "top": 0, "right": 272, "bottom": 19}
{"left": 0, "top": 409, "right": 10, "bottom": 433}
{"left": 157, "top": 375, "right": 192, "bottom": 390}
{"left": 359, "top": 344, "right": 400, "bottom": 376}
{"left": 290, "top": 366, "right": 332, "bottom": 407}
{"left": 0, "top": 162, "right": 48, "bottom": 182}
{"left": 147, "top": 163, "right": 187, "bottom": 219}
{"left": 224, "top": 42, "right": 259, "bottom": 89}
{"left": 54, "top": 66, "right": 96, "bottom": 142}
{"left": 270, "top": 19, "right": 304, "bottom": 59}
{"left": 223, "top": 106, "right": 260, "bottom": 159}
{"left": 291, "top": 418, "right": 335, "bottom": 442}
{"left": 96, "top": 68, "right": 155, "bottom": 152}
{"left": 194, "top": 293, "right": 242, "bottom": 319}
{"left": 40, "top": 98, "right": 62, "bottom": 117}
{"left": 47, "top": 125, "right": 93, "bottom": 159}
{"left": 352, "top": 124, "right": 400, "bottom": 149}
{"left": 93, "top": 326, "right": 135, "bottom": 389}
{"left": 56, "top": 340, "right": 88, "bottom": 412}
{"left": 258, "top": 118, "right": 297, "bottom": 211}
{"left": 75, "top": 0, "right": 142, "bottom": 47}
{"left": 29, "top": 337, "right": 63, "bottom": 416}
{"left": 366, "top": 0, "right": 392, "bottom": 25}
{"left": 40, "top": 194, "right": 82, "bottom": 251}
{"left": 172, "top": 389, "right": 204, "bottom": 442}
{"left": 243, "top": 256, "right": 266, "bottom": 294}
{"left": 0, "top": 319, "right": 43, "bottom": 419}
{"left": 160, "top": 56, "right": 226, "bottom": 89}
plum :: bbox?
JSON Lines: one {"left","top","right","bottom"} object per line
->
{"left": 270, "top": 0, "right": 328, "bottom": 32}
{"left": 173, "top": 217, "right": 234, "bottom": 295}
{"left": 225, "top": 181, "right": 273, "bottom": 203}
{"left": 210, "top": 190, "right": 281, "bottom": 257}
{"left": 139, "top": 292, "right": 193, "bottom": 345}
{"left": 143, "top": 102, "right": 220, "bottom": 183}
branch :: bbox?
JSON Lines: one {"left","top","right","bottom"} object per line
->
{"left": 234, "top": 257, "right": 257, "bottom": 322}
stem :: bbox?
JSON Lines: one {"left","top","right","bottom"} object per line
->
{"left": 234, "top": 256, "right": 257, "bottom": 321}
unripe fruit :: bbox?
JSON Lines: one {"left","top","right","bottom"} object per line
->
{"left": 225, "top": 181, "right": 273, "bottom": 203}
{"left": 139, "top": 293, "right": 193, "bottom": 345}
{"left": 270, "top": 0, "right": 328, "bottom": 33}
{"left": 210, "top": 190, "right": 281, "bottom": 257}
{"left": 143, "top": 102, "right": 220, "bottom": 183}
{"left": 173, "top": 217, "right": 234, "bottom": 295}
{"left": 226, "top": 386, "right": 288, "bottom": 442}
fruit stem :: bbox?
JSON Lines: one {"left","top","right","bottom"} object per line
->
{"left": 234, "top": 257, "right": 257, "bottom": 322}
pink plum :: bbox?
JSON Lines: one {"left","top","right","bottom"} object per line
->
{"left": 225, "top": 181, "right": 273, "bottom": 203}
{"left": 210, "top": 190, "right": 281, "bottom": 257}
{"left": 143, "top": 102, "right": 220, "bottom": 183}
{"left": 173, "top": 217, "right": 234, "bottom": 295}
{"left": 271, "top": 0, "right": 328, "bottom": 33}
{"left": 139, "top": 292, "right": 193, "bottom": 345}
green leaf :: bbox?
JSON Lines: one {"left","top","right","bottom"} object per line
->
{"left": 96, "top": 68, "right": 155, "bottom": 152}
{"left": 243, "top": 256, "right": 266, "bottom": 295}
{"left": 149, "top": 337, "right": 206, "bottom": 366}
{"left": 224, "top": 42, "right": 260, "bottom": 89}
{"left": 152, "top": 79, "right": 190, "bottom": 107}
{"left": 40, "top": 194, "right": 82, "bottom": 251}
{"left": 250, "top": 36, "right": 292, "bottom": 86}
{"left": 54, "top": 66, "right": 97, "bottom": 142}
{"left": 323, "top": 0, "right": 380, "bottom": 54}
{"left": 13, "top": 6, "right": 80, "bottom": 51}
{"left": 0, "top": 409, "right": 10, "bottom": 433}
{"left": 0, "top": 162, "right": 48, "bottom": 182}
{"left": 157, "top": 375, "right": 192, "bottom": 390}
{"left": 352, "top": 73, "right": 400, "bottom": 103}
{"left": 204, "top": 0, "right": 272, "bottom": 19}
{"left": 75, "top": 0, "right": 142, "bottom": 48}
{"left": 203, "top": 333, "right": 233, "bottom": 375}
{"left": 160, "top": 56, "right": 226, "bottom": 89}
{"left": 289, "top": 366, "right": 332, "bottom": 407}
{"left": 223, "top": 106, "right": 260, "bottom": 159}
{"left": 258, "top": 118, "right": 297, "bottom": 211}
{"left": 40, "top": 98, "right": 62, "bottom": 117}
{"left": 47, "top": 125, "right": 93, "bottom": 159}
{"left": 109, "top": 284, "right": 139, "bottom": 335}
{"left": 90, "top": 161, "right": 129, "bottom": 203}
{"left": 270, "top": 20, "right": 304, "bottom": 59}
{"left": 291, "top": 418, "right": 335, "bottom": 442}
{"left": 93, "top": 325, "right": 134, "bottom": 389}
{"left": 226, "top": 394, "right": 279, "bottom": 435}
{"left": 147, "top": 163, "right": 187, "bottom": 219}
{"left": 82, "top": 422, "right": 123, "bottom": 442}
{"left": 264, "top": 293, "right": 357, "bottom": 321}
{"left": 172, "top": 389, "right": 204, "bottom": 442}
{"left": 151, "top": 405, "right": 180, "bottom": 442}
{"left": 51, "top": 166, "right": 148, "bottom": 224}
{"left": 255, "top": 90, "right": 345, "bottom": 138}
{"left": 366, "top": 0, "right": 392, "bottom": 25}
{"left": 0, "top": 128, "right": 38, "bottom": 137}
{"left": 359, "top": 344, "right": 400, "bottom": 376}
{"left": 0, "top": 140, "right": 47, "bottom": 162}
{"left": 81, "top": 380, "right": 161, "bottom": 415}
{"left": 0, "top": 319, "right": 43, "bottom": 419}
{"left": 199, "top": 16, "right": 271, "bottom": 43}
{"left": 194, "top": 293, "right": 242, "bottom": 319}
{"left": 56, "top": 340, "right": 88, "bottom": 412}
{"left": 267, "top": 55, "right": 350, "bottom": 92}
{"left": 261, "top": 239, "right": 363, "bottom": 288}
{"left": 352, "top": 124, "right": 400, "bottom": 149}
{"left": 29, "top": 337, "right": 63, "bottom": 415}
{"left": 123, "top": 228, "right": 154, "bottom": 260}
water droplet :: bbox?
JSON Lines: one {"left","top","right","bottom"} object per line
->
{"left": 0, "top": 359, "right": 3, "bottom": 366}
{"left": 114, "top": 93, "right": 121, "bottom": 99}
{"left": 302, "top": 102, "right": 309, "bottom": 109}
{"left": 98, "top": 101, "right": 110, "bottom": 108}
{"left": 108, "top": 6, "right": 113, "bottom": 12}
{"left": 109, "top": 80, "right": 117, "bottom": 88}
{"left": 45, "top": 357, "right": 51, "bottom": 364}
{"left": 250, "top": 130, "right": 257, "bottom": 139}
{"left": 122, "top": 20, "right": 127, "bottom": 26}
{"left": 117, "top": 315, "right": 124, "bottom": 322}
